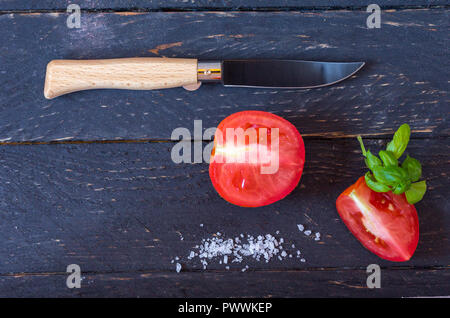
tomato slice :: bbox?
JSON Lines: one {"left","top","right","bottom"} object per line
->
{"left": 209, "top": 111, "right": 305, "bottom": 207}
{"left": 336, "top": 176, "right": 419, "bottom": 261}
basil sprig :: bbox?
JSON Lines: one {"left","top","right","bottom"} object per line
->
{"left": 357, "top": 124, "right": 426, "bottom": 204}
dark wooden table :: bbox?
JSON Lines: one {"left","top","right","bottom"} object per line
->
{"left": 0, "top": 1, "right": 448, "bottom": 297}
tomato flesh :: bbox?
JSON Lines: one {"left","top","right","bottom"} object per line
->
{"left": 209, "top": 111, "right": 305, "bottom": 207}
{"left": 336, "top": 176, "right": 419, "bottom": 261}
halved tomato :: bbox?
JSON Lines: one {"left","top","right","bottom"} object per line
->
{"left": 336, "top": 176, "right": 419, "bottom": 261}
{"left": 209, "top": 111, "right": 305, "bottom": 207}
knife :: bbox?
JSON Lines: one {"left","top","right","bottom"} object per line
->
{"left": 43, "top": 58, "right": 364, "bottom": 99}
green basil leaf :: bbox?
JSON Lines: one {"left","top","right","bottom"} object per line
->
{"left": 405, "top": 180, "right": 427, "bottom": 204}
{"left": 365, "top": 150, "right": 382, "bottom": 170}
{"left": 392, "top": 181, "right": 408, "bottom": 194}
{"left": 386, "top": 124, "right": 411, "bottom": 159}
{"left": 365, "top": 172, "right": 391, "bottom": 192}
{"left": 356, "top": 123, "right": 425, "bottom": 200}
{"left": 372, "top": 166, "right": 407, "bottom": 186}
{"left": 402, "top": 155, "right": 422, "bottom": 182}
{"left": 379, "top": 150, "right": 398, "bottom": 167}
{"left": 357, "top": 135, "right": 367, "bottom": 157}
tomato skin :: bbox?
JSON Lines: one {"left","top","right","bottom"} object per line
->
{"left": 209, "top": 111, "right": 305, "bottom": 207}
{"left": 336, "top": 176, "right": 419, "bottom": 262}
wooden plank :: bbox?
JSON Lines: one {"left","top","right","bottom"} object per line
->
{"left": 0, "top": 1, "right": 446, "bottom": 11}
{"left": 0, "top": 138, "right": 447, "bottom": 275}
{"left": 0, "top": 9, "right": 448, "bottom": 142}
{"left": 0, "top": 268, "right": 448, "bottom": 297}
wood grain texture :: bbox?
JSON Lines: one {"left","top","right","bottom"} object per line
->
{"left": 44, "top": 58, "right": 198, "bottom": 99}
{"left": 0, "top": 2, "right": 448, "bottom": 298}
{"left": 0, "top": 139, "right": 447, "bottom": 277}
{"left": 0, "top": 1, "right": 447, "bottom": 11}
{"left": 0, "top": 9, "right": 448, "bottom": 141}
{"left": 0, "top": 269, "right": 448, "bottom": 297}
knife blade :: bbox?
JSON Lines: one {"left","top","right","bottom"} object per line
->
{"left": 220, "top": 60, "right": 364, "bottom": 89}
{"left": 44, "top": 58, "right": 364, "bottom": 99}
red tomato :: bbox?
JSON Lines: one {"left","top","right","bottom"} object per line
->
{"left": 209, "top": 111, "right": 305, "bottom": 207}
{"left": 336, "top": 176, "right": 419, "bottom": 261}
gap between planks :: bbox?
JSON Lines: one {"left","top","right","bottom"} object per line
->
{"left": 2, "top": 265, "right": 448, "bottom": 278}
{"left": 0, "top": 131, "right": 446, "bottom": 147}
{"left": 0, "top": 5, "right": 449, "bottom": 15}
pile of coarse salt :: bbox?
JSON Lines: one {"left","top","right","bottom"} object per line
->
{"left": 171, "top": 231, "right": 306, "bottom": 273}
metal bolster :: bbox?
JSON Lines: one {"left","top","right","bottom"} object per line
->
{"left": 197, "top": 61, "right": 222, "bottom": 82}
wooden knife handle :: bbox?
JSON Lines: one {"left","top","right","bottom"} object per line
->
{"left": 44, "top": 57, "right": 198, "bottom": 99}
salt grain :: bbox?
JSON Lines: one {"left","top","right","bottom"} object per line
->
{"left": 176, "top": 263, "right": 182, "bottom": 273}
{"left": 298, "top": 224, "right": 323, "bottom": 242}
